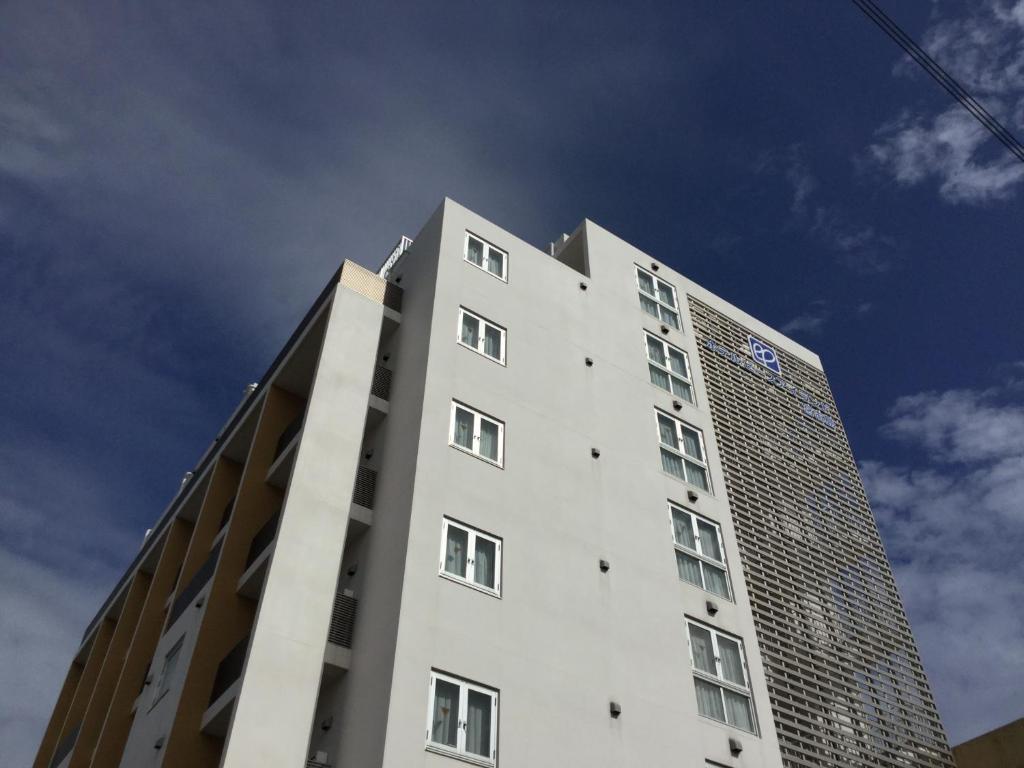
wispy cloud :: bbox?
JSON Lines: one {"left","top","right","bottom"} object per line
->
{"left": 868, "top": 0, "right": 1024, "bottom": 204}
{"left": 862, "top": 383, "right": 1024, "bottom": 744}
{"left": 780, "top": 299, "right": 831, "bottom": 336}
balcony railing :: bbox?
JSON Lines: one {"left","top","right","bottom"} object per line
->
{"left": 352, "top": 466, "right": 377, "bottom": 510}
{"left": 245, "top": 511, "right": 280, "bottom": 571}
{"left": 273, "top": 416, "right": 303, "bottom": 462}
{"left": 371, "top": 365, "right": 393, "bottom": 401}
{"left": 49, "top": 721, "right": 80, "bottom": 768}
{"left": 328, "top": 592, "right": 358, "bottom": 648}
{"left": 377, "top": 235, "right": 412, "bottom": 280}
{"left": 168, "top": 541, "right": 221, "bottom": 628}
{"left": 209, "top": 634, "right": 250, "bottom": 705}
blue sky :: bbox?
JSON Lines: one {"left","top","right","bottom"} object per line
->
{"left": 2, "top": 0, "right": 1022, "bottom": 763}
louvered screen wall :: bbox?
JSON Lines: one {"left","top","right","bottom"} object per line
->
{"left": 688, "top": 297, "right": 954, "bottom": 768}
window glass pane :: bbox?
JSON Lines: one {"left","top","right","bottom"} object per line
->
{"left": 478, "top": 419, "right": 499, "bottom": 461}
{"left": 636, "top": 269, "right": 654, "bottom": 295}
{"left": 694, "top": 678, "right": 726, "bottom": 721}
{"left": 672, "top": 379, "right": 694, "bottom": 404}
{"left": 703, "top": 564, "right": 730, "bottom": 599}
{"left": 473, "top": 536, "right": 496, "bottom": 589}
{"left": 680, "top": 426, "right": 702, "bottom": 460}
{"left": 657, "top": 415, "right": 678, "bottom": 449}
{"left": 486, "top": 247, "right": 504, "bottom": 277}
{"left": 461, "top": 313, "right": 480, "bottom": 348}
{"left": 646, "top": 337, "right": 666, "bottom": 366}
{"left": 484, "top": 325, "right": 502, "bottom": 359}
{"left": 661, "top": 449, "right": 685, "bottom": 480}
{"left": 661, "top": 307, "right": 680, "bottom": 328}
{"left": 466, "top": 690, "right": 493, "bottom": 758}
{"left": 676, "top": 551, "right": 703, "bottom": 586}
{"left": 723, "top": 689, "right": 755, "bottom": 732}
{"left": 159, "top": 644, "right": 181, "bottom": 696}
{"left": 685, "top": 461, "right": 710, "bottom": 491}
{"left": 445, "top": 525, "right": 468, "bottom": 578}
{"left": 718, "top": 637, "right": 745, "bottom": 686}
{"left": 639, "top": 294, "right": 659, "bottom": 318}
{"left": 466, "top": 237, "right": 484, "bottom": 266}
{"left": 697, "top": 520, "right": 722, "bottom": 562}
{"left": 649, "top": 365, "right": 671, "bottom": 392}
{"left": 454, "top": 408, "right": 474, "bottom": 450}
{"left": 668, "top": 348, "right": 687, "bottom": 376}
{"left": 656, "top": 280, "right": 676, "bottom": 307}
{"left": 431, "top": 679, "right": 460, "bottom": 747}
{"left": 689, "top": 625, "right": 717, "bottom": 675}
{"left": 671, "top": 509, "right": 696, "bottom": 549}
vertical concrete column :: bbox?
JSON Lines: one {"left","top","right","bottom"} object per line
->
{"left": 220, "top": 276, "right": 385, "bottom": 767}
{"left": 32, "top": 661, "right": 84, "bottom": 768}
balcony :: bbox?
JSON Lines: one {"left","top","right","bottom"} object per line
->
{"left": 48, "top": 722, "right": 80, "bottom": 768}
{"left": 267, "top": 416, "right": 303, "bottom": 490}
{"left": 201, "top": 634, "right": 250, "bottom": 738}
{"left": 167, "top": 541, "right": 221, "bottom": 629}
{"left": 238, "top": 511, "right": 280, "bottom": 599}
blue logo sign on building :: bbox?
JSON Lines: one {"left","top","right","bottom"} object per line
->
{"left": 748, "top": 335, "right": 782, "bottom": 374}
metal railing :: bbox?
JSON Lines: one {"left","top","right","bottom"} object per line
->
{"left": 328, "top": 593, "right": 358, "bottom": 648}
{"left": 371, "top": 365, "right": 393, "bottom": 401}
{"left": 352, "top": 466, "right": 377, "bottom": 509}
{"left": 209, "top": 634, "right": 249, "bottom": 705}
{"left": 168, "top": 541, "right": 221, "bottom": 628}
{"left": 377, "top": 235, "right": 413, "bottom": 279}
{"left": 244, "top": 511, "right": 280, "bottom": 570}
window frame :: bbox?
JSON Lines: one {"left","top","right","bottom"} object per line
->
{"left": 457, "top": 307, "right": 507, "bottom": 365}
{"left": 439, "top": 517, "right": 503, "bottom": 597}
{"left": 685, "top": 619, "right": 758, "bottom": 734}
{"left": 670, "top": 503, "right": 732, "bottom": 600}
{"left": 465, "top": 232, "right": 508, "bottom": 281}
{"left": 635, "top": 265, "right": 680, "bottom": 329}
{"left": 450, "top": 401, "right": 505, "bottom": 467}
{"left": 426, "top": 670, "right": 499, "bottom": 765}
{"left": 655, "top": 409, "right": 712, "bottom": 493}
{"left": 644, "top": 332, "right": 695, "bottom": 404}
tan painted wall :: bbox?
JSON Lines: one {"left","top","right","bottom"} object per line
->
{"left": 953, "top": 719, "right": 1024, "bottom": 768}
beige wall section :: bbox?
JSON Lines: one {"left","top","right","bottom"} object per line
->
{"left": 91, "top": 517, "right": 193, "bottom": 768}
{"left": 67, "top": 572, "right": 151, "bottom": 768}
{"left": 220, "top": 269, "right": 386, "bottom": 767}
{"left": 33, "top": 658, "right": 84, "bottom": 768}
{"left": 953, "top": 719, "right": 1024, "bottom": 768}
{"left": 160, "top": 389, "right": 296, "bottom": 768}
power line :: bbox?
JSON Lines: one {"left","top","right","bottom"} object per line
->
{"left": 852, "top": 0, "right": 1024, "bottom": 164}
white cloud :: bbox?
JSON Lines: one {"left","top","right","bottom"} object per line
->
{"left": 862, "top": 384, "right": 1024, "bottom": 744}
{"left": 780, "top": 300, "right": 831, "bottom": 336}
{"left": 870, "top": 0, "right": 1024, "bottom": 204}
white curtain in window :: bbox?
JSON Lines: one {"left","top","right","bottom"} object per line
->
{"left": 649, "top": 365, "right": 671, "bottom": 391}
{"left": 656, "top": 281, "right": 675, "bottom": 307}
{"left": 718, "top": 637, "right": 745, "bottom": 686}
{"left": 673, "top": 379, "right": 694, "bottom": 403}
{"left": 432, "top": 679, "right": 460, "bottom": 747}
{"left": 696, "top": 520, "right": 722, "bottom": 561}
{"left": 486, "top": 248, "right": 503, "bottom": 276}
{"left": 703, "top": 564, "right": 730, "bottom": 598}
{"left": 467, "top": 237, "right": 484, "bottom": 266}
{"left": 680, "top": 427, "right": 701, "bottom": 459}
{"left": 454, "top": 408, "right": 474, "bottom": 450}
{"left": 461, "top": 314, "right": 480, "bottom": 348}
{"left": 694, "top": 678, "right": 726, "bottom": 721}
{"left": 658, "top": 415, "right": 678, "bottom": 449}
{"left": 478, "top": 419, "right": 499, "bottom": 461}
{"left": 689, "top": 625, "right": 716, "bottom": 675}
{"left": 685, "top": 461, "right": 709, "bottom": 491}
{"left": 484, "top": 326, "right": 501, "bottom": 359}
{"left": 668, "top": 349, "right": 687, "bottom": 376}
{"left": 661, "top": 307, "right": 680, "bottom": 328}
{"left": 647, "top": 337, "right": 666, "bottom": 366}
{"left": 637, "top": 270, "right": 654, "bottom": 295}
{"left": 465, "top": 690, "right": 492, "bottom": 757}
{"left": 724, "top": 689, "right": 754, "bottom": 732}
{"left": 446, "top": 526, "right": 468, "bottom": 578}
{"left": 672, "top": 509, "right": 696, "bottom": 549}
{"left": 474, "top": 537, "right": 496, "bottom": 589}
{"left": 676, "top": 551, "right": 703, "bottom": 586}
{"left": 640, "top": 294, "right": 659, "bottom": 318}
{"left": 661, "top": 449, "right": 685, "bottom": 480}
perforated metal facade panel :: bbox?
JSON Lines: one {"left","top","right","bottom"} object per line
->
{"left": 688, "top": 297, "right": 954, "bottom": 768}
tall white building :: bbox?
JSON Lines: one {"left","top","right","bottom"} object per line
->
{"left": 35, "top": 199, "right": 954, "bottom": 768}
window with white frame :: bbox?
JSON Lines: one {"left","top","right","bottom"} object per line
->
{"left": 671, "top": 504, "right": 730, "bottom": 599}
{"left": 686, "top": 620, "right": 756, "bottom": 733}
{"left": 465, "top": 232, "right": 507, "bottom": 280}
{"left": 656, "top": 411, "right": 710, "bottom": 491}
{"left": 645, "top": 333, "right": 694, "bottom": 403}
{"left": 154, "top": 636, "right": 184, "bottom": 703}
{"left": 458, "top": 307, "right": 506, "bottom": 364}
{"left": 427, "top": 671, "right": 498, "bottom": 763}
{"left": 450, "top": 401, "right": 504, "bottom": 466}
{"left": 635, "top": 265, "right": 680, "bottom": 328}
{"left": 440, "top": 518, "right": 502, "bottom": 595}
